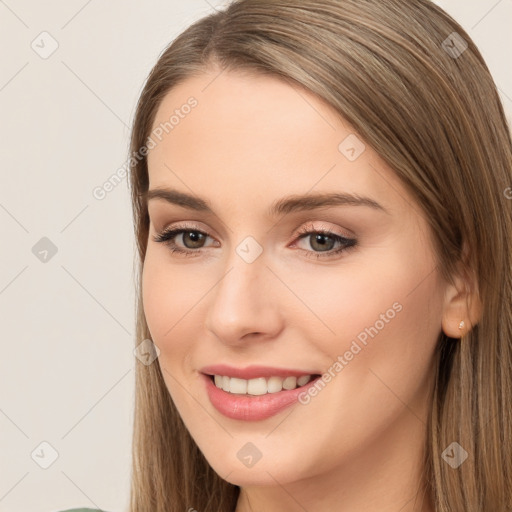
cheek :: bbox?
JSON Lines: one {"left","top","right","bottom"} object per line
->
{"left": 325, "top": 243, "right": 441, "bottom": 415}
{"left": 141, "top": 252, "right": 201, "bottom": 410}
{"left": 142, "top": 253, "right": 170, "bottom": 341}
{"left": 141, "top": 250, "right": 198, "bottom": 358}
{"left": 291, "top": 261, "right": 435, "bottom": 338}
{"left": 287, "top": 232, "right": 443, "bottom": 380}
{"left": 279, "top": 242, "right": 442, "bottom": 469}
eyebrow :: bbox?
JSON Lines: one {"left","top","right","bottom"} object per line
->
{"left": 145, "top": 188, "right": 389, "bottom": 216}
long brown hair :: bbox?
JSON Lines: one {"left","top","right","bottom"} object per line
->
{"left": 128, "top": 1, "right": 512, "bottom": 510}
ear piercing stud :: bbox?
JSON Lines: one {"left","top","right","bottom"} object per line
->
{"left": 458, "top": 320, "right": 465, "bottom": 330}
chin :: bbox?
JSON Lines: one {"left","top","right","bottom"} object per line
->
{"left": 220, "top": 463, "right": 299, "bottom": 487}
{"left": 200, "top": 444, "right": 315, "bottom": 487}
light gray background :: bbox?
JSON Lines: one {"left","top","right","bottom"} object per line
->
{"left": 1, "top": 1, "right": 511, "bottom": 511}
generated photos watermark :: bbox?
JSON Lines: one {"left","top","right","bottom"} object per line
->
{"left": 298, "top": 301, "right": 403, "bottom": 405}
{"left": 92, "top": 96, "right": 198, "bottom": 201}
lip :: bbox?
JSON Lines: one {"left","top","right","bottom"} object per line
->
{"left": 200, "top": 364, "right": 319, "bottom": 380}
{"left": 200, "top": 372, "right": 322, "bottom": 421}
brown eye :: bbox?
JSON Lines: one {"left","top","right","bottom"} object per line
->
{"left": 306, "top": 233, "right": 337, "bottom": 252}
{"left": 293, "top": 225, "right": 357, "bottom": 260}
{"left": 179, "top": 231, "right": 207, "bottom": 249}
{"left": 153, "top": 226, "right": 216, "bottom": 257}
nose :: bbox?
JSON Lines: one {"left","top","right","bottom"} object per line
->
{"left": 204, "top": 248, "right": 284, "bottom": 346}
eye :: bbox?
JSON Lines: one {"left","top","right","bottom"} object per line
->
{"left": 152, "top": 222, "right": 357, "bottom": 260}
{"left": 152, "top": 224, "right": 217, "bottom": 258}
{"left": 292, "top": 223, "right": 357, "bottom": 260}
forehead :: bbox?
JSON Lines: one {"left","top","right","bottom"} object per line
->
{"left": 146, "top": 70, "right": 410, "bottom": 219}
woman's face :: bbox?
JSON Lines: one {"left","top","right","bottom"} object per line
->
{"left": 143, "top": 69, "right": 447, "bottom": 490}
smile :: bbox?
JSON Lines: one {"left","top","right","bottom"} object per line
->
{"left": 212, "top": 374, "right": 316, "bottom": 395}
{"left": 199, "top": 366, "right": 322, "bottom": 421}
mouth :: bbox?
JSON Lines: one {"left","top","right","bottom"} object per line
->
{"left": 199, "top": 365, "right": 323, "bottom": 421}
{"left": 206, "top": 373, "right": 321, "bottom": 395}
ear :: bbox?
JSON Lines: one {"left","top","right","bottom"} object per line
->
{"left": 441, "top": 243, "right": 482, "bottom": 338}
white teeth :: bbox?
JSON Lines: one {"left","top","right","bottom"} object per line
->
{"left": 267, "top": 376, "right": 284, "bottom": 393}
{"left": 212, "top": 374, "right": 315, "bottom": 395}
{"left": 282, "top": 376, "right": 297, "bottom": 390}
{"left": 297, "top": 375, "right": 312, "bottom": 386}
{"left": 229, "top": 377, "right": 248, "bottom": 394}
{"left": 247, "top": 377, "right": 267, "bottom": 395}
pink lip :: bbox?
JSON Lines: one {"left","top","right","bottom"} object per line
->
{"left": 200, "top": 364, "right": 319, "bottom": 380}
{"left": 200, "top": 372, "right": 322, "bottom": 421}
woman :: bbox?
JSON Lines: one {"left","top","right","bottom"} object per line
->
{"left": 64, "top": 0, "right": 512, "bottom": 510}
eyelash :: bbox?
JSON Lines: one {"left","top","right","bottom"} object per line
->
{"left": 152, "top": 222, "right": 357, "bottom": 260}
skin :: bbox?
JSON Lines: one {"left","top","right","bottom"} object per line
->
{"left": 142, "top": 68, "right": 480, "bottom": 512}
